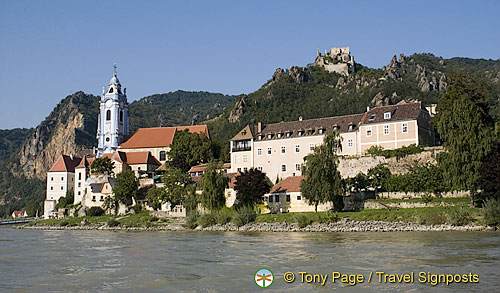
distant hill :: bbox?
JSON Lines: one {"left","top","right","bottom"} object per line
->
{"left": 206, "top": 53, "right": 500, "bottom": 144}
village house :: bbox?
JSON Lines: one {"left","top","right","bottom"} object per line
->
{"left": 230, "top": 101, "right": 437, "bottom": 183}
{"left": 11, "top": 210, "right": 28, "bottom": 218}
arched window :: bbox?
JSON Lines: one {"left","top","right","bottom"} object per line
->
{"left": 106, "top": 110, "right": 111, "bottom": 121}
{"left": 108, "top": 87, "right": 114, "bottom": 93}
{"left": 159, "top": 151, "right": 166, "bottom": 161}
{"left": 120, "top": 110, "right": 123, "bottom": 122}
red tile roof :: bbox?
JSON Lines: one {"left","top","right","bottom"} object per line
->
{"left": 269, "top": 176, "right": 304, "bottom": 193}
{"left": 48, "top": 155, "right": 82, "bottom": 172}
{"left": 101, "top": 151, "right": 161, "bottom": 166}
{"left": 360, "top": 101, "right": 423, "bottom": 125}
{"left": 75, "top": 155, "right": 95, "bottom": 169}
{"left": 119, "top": 125, "right": 210, "bottom": 149}
{"left": 188, "top": 163, "right": 231, "bottom": 173}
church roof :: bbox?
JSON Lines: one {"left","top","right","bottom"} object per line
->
{"left": 48, "top": 155, "right": 82, "bottom": 173}
{"left": 119, "top": 126, "right": 210, "bottom": 149}
{"left": 101, "top": 151, "right": 161, "bottom": 166}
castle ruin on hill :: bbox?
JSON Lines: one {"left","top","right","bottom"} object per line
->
{"left": 314, "top": 46, "right": 355, "bottom": 75}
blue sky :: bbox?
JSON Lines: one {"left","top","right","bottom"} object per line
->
{"left": 1, "top": 0, "right": 499, "bottom": 129}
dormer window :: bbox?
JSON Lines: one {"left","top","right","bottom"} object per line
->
{"left": 369, "top": 114, "right": 376, "bottom": 121}
{"left": 298, "top": 131, "right": 303, "bottom": 136}
{"left": 267, "top": 134, "right": 272, "bottom": 139}
{"left": 242, "top": 130, "right": 247, "bottom": 136}
{"left": 348, "top": 124, "right": 354, "bottom": 131}
{"left": 332, "top": 125, "right": 339, "bottom": 131}
{"left": 277, "top": 133, "right": 282, "bottom": 138}
{"left": 318, "top": 128, "right": 324, "bottom": 134}
{"left": 258, "top": 135, "right": 262, "bottom": 140}
{"left": 384, "top": 112, "right": 391, "bottom": 119}
{"left": 286, "top": 132, "right": 292, "bottom": 137}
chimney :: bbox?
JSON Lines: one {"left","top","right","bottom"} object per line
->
{"left": 257, "top": 122, "right": 262, "bottom": 133}
{"left": 299, "top": 116, "right": 303, "bottom": 121}
{"left": 366, "top": 106, "right": 370, "bottom": 112}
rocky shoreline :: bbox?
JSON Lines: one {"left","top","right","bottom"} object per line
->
{"left": 19, "top": 219, "right": 495, "bottom": 232}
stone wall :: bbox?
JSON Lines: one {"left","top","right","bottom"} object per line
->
{"left": 338, "top": 147, "right": 442, "bottom": 178}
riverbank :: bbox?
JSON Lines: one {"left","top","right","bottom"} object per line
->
{"left": 19, "top": 218, "right": 495, "bottom": 232}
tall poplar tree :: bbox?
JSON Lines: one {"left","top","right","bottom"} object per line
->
{"left": 432, "top": 73, "right": 495, "bottom": 206}
{"left": 199, "top": 160, "right": 228, "bottom": 210}
{"left": 300, "top": 130, "right": 344, "bottom": 212}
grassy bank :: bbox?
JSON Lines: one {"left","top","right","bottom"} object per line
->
{"left": 365, "top": 196, "right": 470, "bottom": 204}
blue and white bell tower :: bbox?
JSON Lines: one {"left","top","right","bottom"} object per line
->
{"left": 97, "top": 66, "right": 129, "bottom": 157}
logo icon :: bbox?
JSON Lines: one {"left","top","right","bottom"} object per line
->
{"left": 255, "top": 268, "right": 274, "bottom": 288}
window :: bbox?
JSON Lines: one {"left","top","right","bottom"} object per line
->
{"left": 257, "top": 148, "right": 262, "bottom": 156}
{"left": 159, "top": 151, "right": 166, "bottom": 161}
{"left": 100, "top": 196, "right": 104, "bottom": 202}
{"left": 51, "top": 177, "right": 53, "bottom": 181}
{"left": 235, "top": 155, "right": 239, "bottom": 164}
{"left": 268, "top": 196, "right": 273, "bottom": 203}
{"left": 257, "top": 167, "right": 263, "bottom": 171}
{"left": 286, "top": 194, "right": 290, "bottom": 202}
{"left": 318, "top": 129, "right": 324, "bottom": 134}
{"left": 61, "top": 177, "right": 64, "bottom": 181}
{"left": 108, "top": 87, "right": 114, "bottom": 94}
{"left": 258, "top": 135, "right": 262, "bottom": 140}
{"left": 281, "top": 146, "right": 286, "bottom": 154}
{"left": 384, "top": 112, "right": 391, "bottom": 119}
{"left": 92, "top": 196, "right": 96, "bottom": 201}
{"left": 237, "top": 168, "right": 241, "bottom": 172}
{"left": 295, "top": 144, "right": 300, "bottom": 152}
{"left": 295, "top": 164, "right": 301, "bottom": 171}
{"left": 243, "top": 154, "right": 248, "bottom": 163}
{"left": 286, "top": 132, "right": 291, "bottom": 137}
{"left": 78, "top": 173, "right": 81, "bottom": 180}
{"left": 106, "top": 110, "right": 111, "bottom": 121}
{"left": 402, "top": 123, "right": 408, "bottom": 133}
{"left": 369, "top": 114, "right": 376, "bottom": 121}
{"left": 138, "top": 167, "right": 141, "bottom": 170}
{"left": 384, "top": 125, "right": 390, "bottom": 135}
{"left": 243, "top": 167, "right": 248, "bottom": 172}
{"left": 78, "top": 183, "right": 81, "bottom": 188}
{"left": 50, "top": 186, "right": 53, "bottom": 190}
{"left": 281, "top": 165, "right": 286, "bottom": 172}
{"left": 60, "top": 186, "right": 63, "bottom": 190}
{"left": 309, "top": 143, "right": 315, "bottom": 151}
{"left": 298, "top": 131, "right": 303, "bottom": 136}
{"left": 277, "top": 133, "right": 282, "bottom": 138}
{"left": 120, "top": 110, "right": 123, "bottom": 122}
{"left": 297, "top": 195, "right": 302, "bottom": 201}
{"left": 267, "top": 134, "right": 272, "bottom": 139}
{"left": 274, "top": 194, "right": 280, "bottom": 203}
{"left": 267, "top": 147, "right": 272, "bottom": 155}
{"left": 348, "top": 124, "right": 354, "bottom": 131}
{"left": 366, "top": 127, "right": 372, "bottom": 137}
{"left": 78, "top": 191, "right": 81, "bottom": 195}
{"left": 348, "top": 139, "right": 353, "bottom": 148}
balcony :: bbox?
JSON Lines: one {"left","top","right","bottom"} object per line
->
{"left": 232, "top": 146, "right": 251, "bottom": 152}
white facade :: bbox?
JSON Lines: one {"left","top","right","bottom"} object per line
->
{"left": 74, "top": 167, "right": 88, "bottom": 204}
{"left": 46, "top": 171, "right": 74, "bottom": 202}
{"left": 97, "top": 69, "right": 129, "bottom": 157}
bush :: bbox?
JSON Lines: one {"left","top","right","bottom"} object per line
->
{"left": 295, "top": 214, "right": 313, "bottom": 228}
{"left": 482, "top": 198, "right": 500, "bottom": 227}
{"left": 215, "top": 209, "right": 232, "bottom": 225}
{"left": 419, "top": 212, "right": 447, "bottom": 225}
{"left": 184, "top": 213, "right": 200, "bottom": 229}
{"left": 421, "top": 192, "right": 434, "bottom": 203}
{"left": 318, "top": 212, "right": 339, "bottom": 223}
{"left": 149, "top": 216, "right": 160, "bottom": 222}
{"left": 107, "top": 218, "right": 120, "bottom": 227}
{"left": 59, "top": 220, "right": 69, "bottom": 226}
{"left": 87, "top": 207, "right": 105, "bottom": 217}
{"left": 446, "top": 208, "right": 472, "bottom": 226}
{"left": 197, "top": 213, "right": 217, "bottom": 228}
{"left": 133, "top": 205, "right": 143, "bottom": 214}
{"left": 232, "top": 205, "right": 257, "bottom": 227}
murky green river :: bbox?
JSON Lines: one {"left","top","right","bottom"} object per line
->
{"left": 0, "top": 227, "right": 498, "bottom": 292}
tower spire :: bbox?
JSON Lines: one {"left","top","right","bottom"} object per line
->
{"left": 113, "top": 63, "right": 117, "bottom": 76}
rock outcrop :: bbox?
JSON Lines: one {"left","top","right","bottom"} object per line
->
{"left": 15, "top": 92, "right": 99, "bottom": 179}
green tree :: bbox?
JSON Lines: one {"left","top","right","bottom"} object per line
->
{"left": 65, "top": 189, "right": 74, "bottom": 205}
{"left": 199, "top": 160, "right": 229, "bottom": 210}
{"left": 167, "top": 130, "right": 219, "bottom": 170}
{"left": 234, "top": 168, "right": 271, "bottom": 207}
{"left": 432, "top": 73, "right": 495, "bottom": 206}
{"left": 346, "top": 172, "right": 370, "bottom": 192}
{"left": 91, "top": 157, "right": 114, "bottom": 175}
{"left": 367, "top": 164, "right": 392, "bottom": 193}
{"left": 300, "top": 131, "right": 344, "bottom": 212}
{"left": 147, "top": 167, "right": 192, "bottom": 211}
{"left": 146, "top": 188, "right": 166, "bottom": 210}
{"left": 479, "top": 142, "right": 500, "bottom": 200}
{"left": 113, "top": 169, "right": 139, "bottom": 205}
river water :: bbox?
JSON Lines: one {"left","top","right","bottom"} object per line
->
{"left": 0, "top": 227, "right": 498, "bottom": 292}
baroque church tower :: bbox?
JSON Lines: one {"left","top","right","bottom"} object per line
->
{"left": 96, "top": 66, "right": 129, "bottom": 157}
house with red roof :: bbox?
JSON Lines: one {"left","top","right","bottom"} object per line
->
{"left": 264, "top": 176, "right": 333, "bottom": 213}
{"left": 44, "top": 155, "right": 82, "bottom": 219}
{"left": 11, "top": 210, "right": 28, "bottom": 218}
{"left": 118, "top": 126, "right": 210, "bottom": 164}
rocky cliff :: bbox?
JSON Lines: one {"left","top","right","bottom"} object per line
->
{"left": 15, "top": 91, "right": 99, "bottom": 179}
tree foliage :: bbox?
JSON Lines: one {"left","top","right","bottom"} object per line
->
{"left": 91, "top": 157, "right": 114, "bottom": 175}
{"left": 367, "top": 164, "right": 392, "bottom": 193}
{"left": 234, "top": 168, "right": 271, "bottom": 207}
{"left": 432, "top": 73, "right": 495, "bottom": 204}
{"left": 113, "top": 169, "right": 139, "bottom": 204}
{"left": 300, "top": 131, "right": 344, "bottom": 212}
{"left": 167, "top": 130, "right": 220, "bottom": 170}
{"left": 478, "top": 142, "right": 500, "bottom": 200}
{"left": 199, "top": 160, "right": 228, "bottom": 210}
{"left": 146, "top": 166, "right": 192, "bottom": 211}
